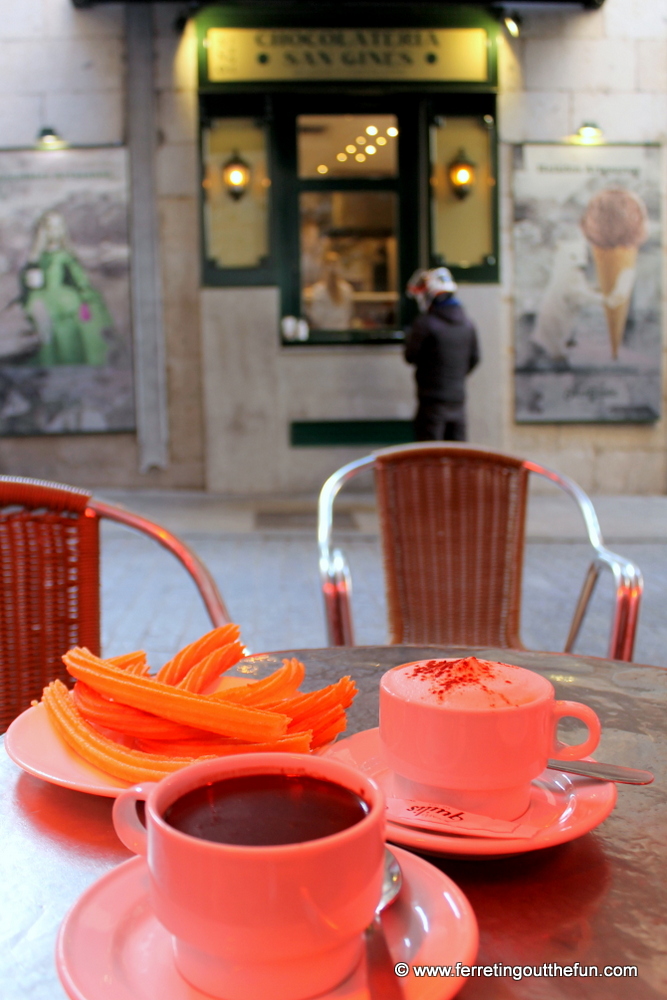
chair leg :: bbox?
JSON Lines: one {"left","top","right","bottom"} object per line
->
{"left": 567, "top": 560, "right": 642, "bottom": 663}
{"left": 564, "top": 562, "right": 600, "bottom": 654}
{"left": 608, "top": 570, "right": 642, "bottom": 662}
{"left": 323, "top": 582, "right": 354, "bottom": 646}
{"left": 322, "top": 550, "right": 355, "bottom": 646}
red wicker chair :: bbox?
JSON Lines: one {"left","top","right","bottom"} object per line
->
{"left": 318, "top": 443, "right": 643, "bottom": 661}
{"left": 0, "top": 476, "right": 230, "bottom": 731}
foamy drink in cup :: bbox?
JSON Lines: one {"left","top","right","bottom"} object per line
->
{"left": 380, "top": 657, "right": 601, "bottom": 820}
{"left": 112, "top": 753, "right": 385, "bottom": 1000}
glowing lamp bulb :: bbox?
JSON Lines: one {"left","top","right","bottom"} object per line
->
{"left": 448, "top": 149, "right": 476, "bottom": 200}
{"left": 574, "top": 123, "right": 604, "bottom": 144}
{"left": 221, "top": 152, "right": 251, "bottom": 200}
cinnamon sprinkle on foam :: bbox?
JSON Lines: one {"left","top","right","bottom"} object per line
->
{"left": 406, "top": 657, "right": 521, "bottom": 706}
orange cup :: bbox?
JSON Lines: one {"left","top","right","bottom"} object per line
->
{"left": 380, "top": 659, "right": 601, "bottom": 820}
{"left": 113, "top": 753, "right": 385, "bottom": 1000}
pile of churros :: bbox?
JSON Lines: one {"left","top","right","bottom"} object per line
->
{"left": 37, "top": 623, "right": 357, "bottom": 784}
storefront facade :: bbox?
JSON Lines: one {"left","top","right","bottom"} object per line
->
{"left": 0, "top": 0, "right": 665, "bottom": 494}
{"left": 195, "top": 4, "right": 502, "bottom": 492}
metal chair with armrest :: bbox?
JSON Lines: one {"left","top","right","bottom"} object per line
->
{"left": 318, "top": 443, "right": 642, "bottom": 661}
{"left": 0, "top": 475, "right": 230, "bottom": 731}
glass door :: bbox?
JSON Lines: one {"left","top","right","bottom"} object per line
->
{"left": 272, "top": 96, "right": 421, "bottom": 344}
{"left": 298, "top": 113, "right": 400, "bottom": 336}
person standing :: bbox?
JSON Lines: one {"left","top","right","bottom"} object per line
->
{"left": 404, "top": 267, "right": 480, "bottom": 441}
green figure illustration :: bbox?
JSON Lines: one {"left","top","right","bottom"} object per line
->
{"left": 20, "top": 211, "right": 111, "bottom": 365}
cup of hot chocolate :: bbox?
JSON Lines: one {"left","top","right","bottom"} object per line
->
{"left": 112, "top": 753, "right": 385, "bottom": 1000}
{"left": 380, "top": 657, "right": 601, "bottom": 820}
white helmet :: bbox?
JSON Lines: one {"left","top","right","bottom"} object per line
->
{"left": 406, "top": 267, "right": 457, "bottom": 312}
{"left": 425, "top": 266, "right": 457, "bottom": 296}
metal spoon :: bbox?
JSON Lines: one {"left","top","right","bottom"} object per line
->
{"left": 365, "top": 848, "right": 404, "bottom": 999}
{"left": 547, "top": 759, "right": 654, "bottom": 784}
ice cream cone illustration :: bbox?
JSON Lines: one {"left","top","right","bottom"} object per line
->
{"left": 581, "top": 189, "right": 648, "bottom": 359}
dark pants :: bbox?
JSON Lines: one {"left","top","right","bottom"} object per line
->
{"left": 414, "top": 398, "right": 467, "bottom": 441}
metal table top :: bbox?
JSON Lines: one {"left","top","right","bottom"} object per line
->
{"left": 2, "top": 645, "right": 666, "bottom": 999}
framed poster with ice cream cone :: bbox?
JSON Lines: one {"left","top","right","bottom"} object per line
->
{"left": 513, "top": 143, "right": 661, "bottom": 423}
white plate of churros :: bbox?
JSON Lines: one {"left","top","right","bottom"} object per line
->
{"left": 5, "top": 701, "right": 131, "bottom": 796}
{"left": 4, "top": 626, "right": 357, "bottom": 797}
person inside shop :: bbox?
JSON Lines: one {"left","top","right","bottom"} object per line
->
{"left": 404, "top": 267, "right": 480, "bottom": 441}
{"left": 308, "top": 251, "right": 354, "bottom": 331}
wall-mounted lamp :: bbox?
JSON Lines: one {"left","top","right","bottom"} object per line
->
{"left": 504, "top": 13, "right": 521, "bottom": 38}
{"left": 572, "top": 122, "right": 604, "bottom": 146}
{"left": 221, "top": 152, "right": 251, "bottom": 201}
{"left": 36, "top": 126, "right": 67, "bottom": 151}
{"left": 569, "top": 122, "right": 604, "bottom": 145}
{"left": 449, "top": 149, "right": 476, "bottom": 200}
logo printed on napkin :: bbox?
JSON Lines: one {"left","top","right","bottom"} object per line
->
{"left": 386, "top": 797, "right": 540, "bottom": 839}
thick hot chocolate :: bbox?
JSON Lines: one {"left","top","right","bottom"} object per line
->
{"left": 164, "top": 772, "right": 369, "bottom": 846}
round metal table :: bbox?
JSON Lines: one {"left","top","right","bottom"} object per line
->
{"left": 1, "top": 646, "right": 666, "bottom": 999}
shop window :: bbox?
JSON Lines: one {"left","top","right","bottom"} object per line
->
{"left": 429, "top": 114, "right": 496, "bottom": 271}
{"left": 199, "top": 96, "right": 498, "bottom": 333}
{"left": 300, "top": 190, "right": 398, "bottom": 333}
{"left": 276, "top": 111, "right": 406, "bottom": 344}
{"left": 202, "top": 117, "right": 271, "bottom": 275}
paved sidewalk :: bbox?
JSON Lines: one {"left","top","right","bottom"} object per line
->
{"left": 95, "top": 487, "right": 667, "bottom": 542}
{"left": 95, "top": 488, "right": 667, "bottom": 669}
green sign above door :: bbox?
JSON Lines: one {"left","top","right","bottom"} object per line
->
{"left": 205, "top": 27, "right": 490, "bottom": 84}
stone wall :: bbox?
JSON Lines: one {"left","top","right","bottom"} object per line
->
{"left": 198, "top": 0, "right": 667, "bottom": 496}
{"left": 0, "top": 0, "right": 206, "bottom": 488}
{"left": 497, "top": 0, "right": 667, "bottom": 492}
{"left": 0, "top": 0, "right": 665, "bottom": 494}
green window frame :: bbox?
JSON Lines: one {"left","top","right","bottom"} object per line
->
{"left": 426, "top": 93, "right": 499, "bottom": 283}
{"left": 200, "top": 92, "right": 498, "bottom": 343}
{"left": 200, "top": 94, "right": 277, "bottom": 288}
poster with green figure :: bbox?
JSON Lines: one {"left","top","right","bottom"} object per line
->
{"left": 0, "top": 148, "right": 134, "bottom": 434}
{"left": 22, "top": 212, "right": 112, "bottom": 367}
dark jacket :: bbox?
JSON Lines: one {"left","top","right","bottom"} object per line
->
{"left": 404, "top": 295, "right": 480, "bottom": 405}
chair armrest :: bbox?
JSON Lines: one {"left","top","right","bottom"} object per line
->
{"left": 317, "top": 455, "right": 374, "bottom": 646}
{"left": 565, "top": 549, "right": 643, "bottom": 662}
{"left": 525, "top": 461, "right": 643, "bottom": 662}
{"left": 88, "top": 499, "right": 231, "bottom": 629}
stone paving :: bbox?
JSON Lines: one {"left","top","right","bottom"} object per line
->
{"left": 96, "top": 490, "right": 667, "bottom": 670}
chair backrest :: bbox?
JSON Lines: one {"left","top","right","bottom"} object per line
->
{"left": 0, "top": 476, "right": 232, "bottom": 732}
{"left": 0, "top": 477, "right": 101, "bottom": 731}
{"left": 373, "top": 445, "right": 530, "bottom": 646}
